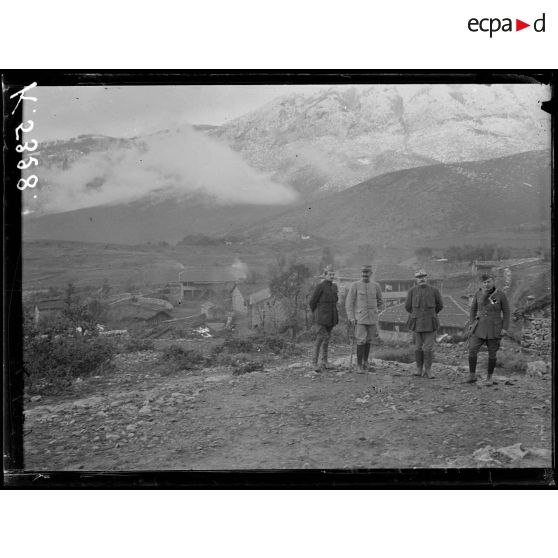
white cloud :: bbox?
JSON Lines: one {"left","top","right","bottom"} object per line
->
{"left": 35, "top": 125, "right": 299, "bottom": 213}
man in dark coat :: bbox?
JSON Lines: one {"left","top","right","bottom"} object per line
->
{"left": 405, "top": 269, "right": 444, "bottom": 379}
{"left": 308, "top": 267, "right": 339, "bottom": 372}
{"left": 345, "top": 265, "right": 384, "bottom": 372}
{"left": 466, "top": 273, "right": 510, "bottom": 386}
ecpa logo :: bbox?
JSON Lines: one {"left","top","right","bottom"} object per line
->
{"left": 468, "top": 13, "right": 546, "bottom": 37}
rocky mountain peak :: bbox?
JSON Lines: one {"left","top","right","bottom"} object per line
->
{"left": 209, "top": 83, "right": 550, "bottom": 196}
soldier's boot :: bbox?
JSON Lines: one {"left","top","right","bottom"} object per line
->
{"left": 312, "top": 337, "right": 323, "bottom": 372}
{"left": 362, "top": 342, "right": 374, "bottom": 371}
{"left": 356, "top": 345, "right": 365, "bottom": 373}
{"left": 320, "top": 340, "right": 331, "bottom": 370}
{"left": 464, "top": 355, "right": 478, "bottom": 383}
{"left": 413, "top": 350, "right": 424, "bottom": 376}
{"left": 423, "top": 350, "right": 435, "bottom": 379}
{"left": 485, "top": 358, "right": 497, "bottom": 386}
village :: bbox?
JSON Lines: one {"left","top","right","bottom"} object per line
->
{"left": 22, "top": 245, "right": 552, "bottom": 470}
{"left": 30, "top": 254, "right": 550, "bottom": 351}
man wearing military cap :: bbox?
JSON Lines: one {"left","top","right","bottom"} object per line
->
{"left": 405, "top": 269, "right": 444, "bottom": 379}
{"left": 345, "top": 265, "right": 384, "bottom": 372}
{"left": 465, "top": 273, "right": 510, "bottom": 386}
{"left": 309, "top": 267, "right": 339, "bottom": 372}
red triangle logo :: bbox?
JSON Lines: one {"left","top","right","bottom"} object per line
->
{"left": 516, "top": 19, "right": 530, "bottom": 31}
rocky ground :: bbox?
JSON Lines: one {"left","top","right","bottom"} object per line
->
{"left": 23, "top": 343, "right": 552, "bottom": 471}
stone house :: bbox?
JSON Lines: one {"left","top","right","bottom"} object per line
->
{"left": 34, "top": 299, "right": 66, "bottom": 325}
{"left": 231, "top": 282, "right": 268, "bottom": 315}
{"left": 513, "top": 293, "right": 551, "bottom": 356}
{"left": 180, "top": 267, "right": 241, "bottom": 301}
{"left": 378, "top": 295, "right": 469, "bottom": 340}
{"left": 248, "top": 287, "right": 288, "bottom": 331}
{"left": 231, "top": 284, "right": 249, "bottom": 315}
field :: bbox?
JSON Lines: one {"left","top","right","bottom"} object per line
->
{"left": 22, "top": 226, "right": 550, "bottom": 295}
{"left": 22, "top": 239, "right": 285, "bottom": 293}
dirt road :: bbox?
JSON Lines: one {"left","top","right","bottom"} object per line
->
{"left": 23, "top": 345, "right": 552, "bottom": 471}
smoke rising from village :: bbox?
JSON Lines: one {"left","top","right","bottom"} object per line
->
{"left": 231, "top": 258, "right": 249, "bottom": 280}
{"left": 35, "top": 126, "right": 299, "bottom": 214}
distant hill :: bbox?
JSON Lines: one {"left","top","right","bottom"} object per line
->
{"left": 23, "top": 191, "right": 290, "bottom": 245}
{"left": 24, "top": 150, "right": 551, "bottom": 247}
{"left": 234, "top": 150, "right": 552, "bottom": 245}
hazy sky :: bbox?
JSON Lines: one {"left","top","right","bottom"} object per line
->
{"left": 27, "top": 84, "right": 335, "bottom": 142}
{"left": 26, "top": 82, "right": 550, "bottom": 143}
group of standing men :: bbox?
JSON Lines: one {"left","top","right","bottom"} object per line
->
{"left": 308, "top": 265, "right": 510, "bottom": 385}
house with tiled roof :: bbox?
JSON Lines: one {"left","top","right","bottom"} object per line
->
{"left": 107, "top": 296, "right": 173, "bottom": 324}
{"left": 231, "top": 282, "right": 268, "bottom": 315}
{"left": 336, "top": 265, "right": 443, "bottom": 308}
{"left": 378, "top": 294, "right": 469, "bottom": 340}
{"left": 179, "top": 266, "right": 244, "bottom": 301}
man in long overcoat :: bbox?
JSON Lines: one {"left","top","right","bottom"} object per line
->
{"left": 345, "top": 265, "right": 384, "bottom": 372}
{"left": 405, "top": 269, "right": 444, "bottom": 378}
{"left": 308, "top": 267, "right": 339, "bottom": 372}
{"left": 466, "top": 273, "right": 510, "bottom": 385}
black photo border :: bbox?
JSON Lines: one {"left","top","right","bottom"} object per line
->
{"left": 2, "top": 69, "right": 555, "bottom": 488}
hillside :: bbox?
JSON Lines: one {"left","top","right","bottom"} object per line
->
{"left": 208, "top": 83, "right": 550, "bottom": 196}
{"left": 236, "top": 150, "right": 552, "bottom": 245}
{"left": 24, "top": 191, "right": 289, "bottom": 245}
{"left": 24, "top": 149, "right": 551, "bottom": 246}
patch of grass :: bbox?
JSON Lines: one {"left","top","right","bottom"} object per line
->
{"left": 161, "top": 344, "right": 207, "bottom": 370}
{"left": 123, "top": 337, "right": 155, "bottom": 352}
{"left": 215, "top": 333, "right": 303, "bottom": 358}
{"left": 232, "top": 360, "right": 264, "bottom": 376}
{"left": 221, "top": 336, "right": 257, "bottom": 353}
{"left": 496, "top": 349, "right": 530, "bottom": 374}
{"left": 253, "top": 333, "right": 303, "bottom": 356}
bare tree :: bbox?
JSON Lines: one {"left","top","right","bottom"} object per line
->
{"left": 269, "top": 261, "right": 312, "bottom": 338}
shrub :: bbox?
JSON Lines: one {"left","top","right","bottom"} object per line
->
{"left": 161, "top": 344, "right": 207, "bottom": 370}
{"left": 24, "top": 335, "right": 116, "bottom": 394}
{"left": 124, "top": 337, "right": 155, "bottom": 352}
{"left": 253, "top": 333, "right": 302, "bottom": 356}
{"left": 220, "top": 336, "right": 256, "bottom": 353}
{"left": 495, "top": 349, "right": 530, "bottom": 374}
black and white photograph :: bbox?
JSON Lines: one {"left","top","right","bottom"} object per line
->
{"left": 7, "top": 75, "right": 553, "bottom": 475}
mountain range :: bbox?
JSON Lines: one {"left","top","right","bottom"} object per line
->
{"left": 23, "top": 84, "right": 551, "bottom": 245}
{"left": 207, "top": 83, "right": 550, "bottom": 196}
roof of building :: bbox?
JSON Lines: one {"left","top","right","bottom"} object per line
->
{"left": 36, "top": 299, "right": 66, "bottom": 311}
{"left": 108, "top": 298, "right": 173, "bottom": 321}
{"left": 379, "top": 295, "right": 469, "bottom": 329}
{"left": 382, "top": 291, "right": 409, "bottom": 300}
{"left": 233, "top": 282, "right": 269, "bottom": 298}
{"left": 110, "top": 297, "right": 173, "bottom": 311}
{"left": 375, "top": 265, "right": 422, "bottom": 281}
{"left": 249, "top": 287, "right": 272, "bottom": 305}
{"left": 337, "top": 265, "right": 437, "bottom": 282}
{"left": 181, "top": 267, "right": 240, "bottom": 283}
